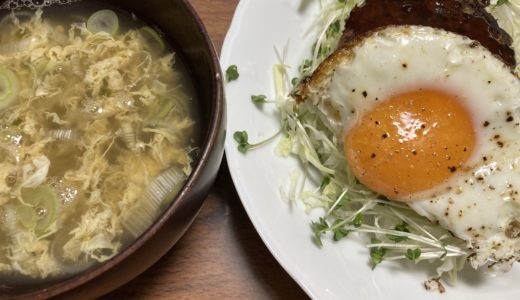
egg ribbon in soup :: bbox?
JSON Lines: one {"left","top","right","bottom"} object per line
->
{"left": 0, "top": 8, "right": 197, "bottom": 282}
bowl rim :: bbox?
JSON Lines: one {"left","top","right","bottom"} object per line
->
{"left": 2, "top": 0, "right": 224, "bottom": 297}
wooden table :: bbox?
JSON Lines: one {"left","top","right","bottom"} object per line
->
{"left": 105, "top": 1, "right": 309, "bottom": 299}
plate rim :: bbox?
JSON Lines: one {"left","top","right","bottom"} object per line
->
{"left": 220, "top": 1, "right": 520, "bottom": 299}
{"left": 221, "top": 1, "right": 317, "bottom": 298}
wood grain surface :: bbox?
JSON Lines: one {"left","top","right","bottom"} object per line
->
{"left": 104, "top": 1, "right": 309, "bottom": 299}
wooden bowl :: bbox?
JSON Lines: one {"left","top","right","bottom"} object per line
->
{"left": 0, "top": 0, "right": 225, "bottom": 298}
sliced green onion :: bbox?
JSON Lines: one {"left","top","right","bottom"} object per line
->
{"left": 0, "top": 67, "right": 18, "bottom": 109}
{"left": 19, "top": 185, "right": 59, "bottom": 232}
{"left": 16, "top": 205, "right": 37, "bottom": 229}
{"left": 122, "top": 167, "right": 185, "bottom": 238}
{"left": 49, "top": 129, "right": 75, "bottom": 140}
{"left": 148, "top": 167, "right": 185, "bottom": 207}
{"left": 156, "top": 99, "right": 175, "bottom": 120}
{"left": 120, "top": 122, "right": 137, "bottom": 151}
{"left": 139, "top": 26, "right": 165, "bottom": 55}
{"left": 33, "top": 57, "right": 50, "bottom": 77}
{"left": 86, "top": 9, "right": 119, "bottom": 35}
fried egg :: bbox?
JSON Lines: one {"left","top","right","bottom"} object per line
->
{"left": 299, "top": 25, "right": 520, "bottom": 268}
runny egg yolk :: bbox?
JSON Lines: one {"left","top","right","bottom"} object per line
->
{"left": 344, "top": 89, "right": 476, "bottom": 201}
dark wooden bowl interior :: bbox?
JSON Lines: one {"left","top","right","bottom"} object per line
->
{"left": 0, "top": 0, "right": 225, "bottom": 299}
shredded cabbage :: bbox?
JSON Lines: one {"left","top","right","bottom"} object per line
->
{"left": 270, "top": 0, "right": 497, "bottom": 286}
{"left": 265, "top": 0, "right": 520, "bottom": 287}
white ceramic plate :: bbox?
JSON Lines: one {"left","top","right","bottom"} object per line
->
{"left": 221, "top": 1, "right": 520, "bottom": 299}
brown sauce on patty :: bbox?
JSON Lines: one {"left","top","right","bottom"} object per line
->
{"left": 341, "top": 0, "right": 516, "bottom": 67}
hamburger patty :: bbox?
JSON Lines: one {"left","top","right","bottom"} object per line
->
{"left": 341, "top": 0, "right": 515, "bottom": 67}
{"left": 294, "top": 0, "right": 516, "bottom": 103}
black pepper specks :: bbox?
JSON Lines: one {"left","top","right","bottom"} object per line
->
{"left": 371, "top": 153, "right": 376, "bottom": 159}
{"left": 362, "top": 91, "right": 368, "bottom": 98}
{"left": 491, "top": 134, "right": 505, "bottom": 148}
{"left": 507, "top": 116, "right": 514, "bottom": 122}
{"left": 483, "top": 121, "right": 490, "bottom": 127}
{"left": 382, "top": 133, "right": 388, "bottom": 139}
{"left": 402, "top": 63, "right": 408, "bottom": 68}
{"left": 448, "top": 166, "right": 457, "bottom": 173}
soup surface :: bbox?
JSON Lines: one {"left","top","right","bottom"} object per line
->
{"left": 0, "top": 4, "right": 198, "bottom": 283}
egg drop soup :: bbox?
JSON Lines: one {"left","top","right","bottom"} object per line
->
{"left": 0, "top": 3, "right": 199, "bottom": 284}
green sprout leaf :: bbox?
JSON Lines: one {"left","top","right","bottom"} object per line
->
{"left": 233, "top": 131, "right": 250, "bottom": 154}
{"left": 318, "top": 45, "right": 331, "bottom": 59}
{"left": 387, "top": 222, "right": 410, "bottom": 242}
{"left": 233, "top": 130, "right": 281, "bottom": 154}
{"left": 340, "top": 194, "right": 349, "bottom": 204}
{"left": 326, "top": 20, "right": 341, "bottom": 37}
{"left": 312, "top": 217, "right": 329, "bottom": 247}
{"left": 291, "top": 77, "right": 299, "bottom": 86}
{"left": 233, "top": 130, "right": 248, "bottom": 144}
{"left": 370, "top": 238, "right": 386, "bottom": 269}
{"left": 320, "top": 176, "right": 331, "bottom": 190}
{"left": 313, "top": 217, "right": 329, "bottom": 231}
{"left": 497, "top": 0, "right": 509, "bottom": 5}
{"left": 299, "top": 59, "right": 313, "bottom": 74}
{"left": 331, "top": 219, "right": 350, "bottom": 241}
{"left": 405, "top": 248, "right": 422, "bottom": 261}
{"left": 333, "top": 228, "right": 350, "bottom": 241}
{"left": 226, "top": 65, "right": 239, "bottom": 82}
{"left": 251, "top": 95, "right": 268, "bottom": 105}
{"left": 352, "top": 213, "right": 364, "bottom": 228}
{"left": 332, "top": 194, "right": 349, "bottom": 212}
